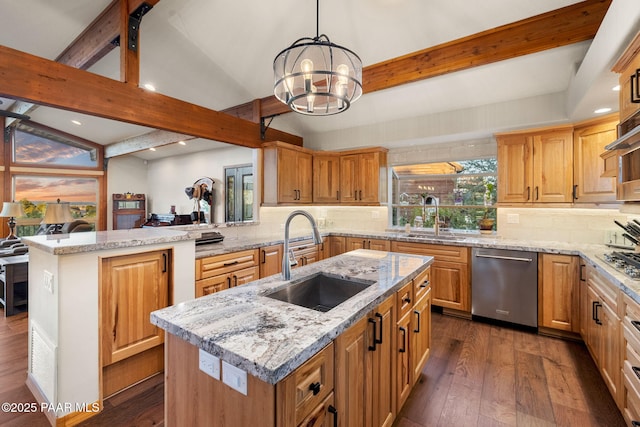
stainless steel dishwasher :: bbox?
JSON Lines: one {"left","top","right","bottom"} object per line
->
{"left": 471, "top": 247, "right": 538, "bottom": 328}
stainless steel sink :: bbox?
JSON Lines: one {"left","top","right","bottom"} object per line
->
{"left": 264, "top": 273, "right": 374, "bottom": 312}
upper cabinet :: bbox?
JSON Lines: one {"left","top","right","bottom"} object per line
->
{"left": 340, "top": 149, "right": 387, "bottom": 205}
{"left": 263, "top": 142, "right": 313, "bottom": 205}
{"left": 264, "top": 142, "right": 387, "bottom": 206}
{"left": 613, "top": 33, "right": 640, "bottom": 123}
{"left": 497, "top": 127, "right": 574, "bottom": 204}
{"left": 573, "top": 116, "right": 618, "bottom": 203}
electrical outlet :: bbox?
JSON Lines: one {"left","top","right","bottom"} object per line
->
{"left": 43, "top": 270, "right": 54, "bottom": 294}
{"left": 222, "top": 361, "right": 247, "bottom": 395}
{"left": 199, "top": 349, "right": 220, "bottom": 380}
{"left": 604, "top": 230, "right": 619, "bottom": 245}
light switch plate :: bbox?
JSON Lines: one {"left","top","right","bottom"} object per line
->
{"left": 43, "top": 270, "right": 54, "bottom": 294}
{"left": 222, "top": 361, "right": 247, "bottom": 395}
{"left": 199, "top": 349, "right": 220, "bottom": 380}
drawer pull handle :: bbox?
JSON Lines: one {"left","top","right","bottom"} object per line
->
{"left": 420, "top": 280, "right": 430, "bottom": 288}
{"left": 399, "top": 327, "right": 407, "bottom": 353}
{"left": 403, "top": 297, "right": 412, "bottom": 305}
{"left": 223, "top": 260, "right": 239, "bottom": 267}
{"left": 631, "top": 320, "right": 640, "bottom": 334}
{"left": 328, "top": 405, "right": 338, "bottom": 427}
{"left": 309, "top": 381, "right": 321, "bottom": 396}
{"left": 632, "top": 421, "right": 640, "bottom": 427}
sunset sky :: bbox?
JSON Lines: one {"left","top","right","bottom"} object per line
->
{"left": 15, "top": 176, "right": 97, "bottom": 203}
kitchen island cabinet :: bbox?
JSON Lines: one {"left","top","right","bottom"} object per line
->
{"left": 22, "top": 229, "right": 195, "bottom": 426}
{"left": 152, "top": 249, "right": 432, "bottom": 427}
{"left": 195, "top": 249, "right": 259, "bottom": 297}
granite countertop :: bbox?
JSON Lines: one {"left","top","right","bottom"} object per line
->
{"left": 22, "top": 228, "right": 195, "bottom": 255}
{"left": 151, "top": 249, "right": 433, "bottom": 385}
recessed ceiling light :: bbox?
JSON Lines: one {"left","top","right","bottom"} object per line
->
{"left": 178, "top": 140, "right": 186, "bottom": 145}
{"left": 71, "top": 120, "right": 82, "bottom": 126}
{"left": 149, "top": 147, "right": 156, "bottom": 151}
{"left": 612, "top": 85, "right": 621, "bottom": 91}
{"left": 594, "top": 107, "right": 612, "bottom": 114}
{"left": 143, "top": 83, "right": 156, "bottom": 91}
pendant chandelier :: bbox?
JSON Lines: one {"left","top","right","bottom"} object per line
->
{"left": 273, "top": 0, "right": 363, "bottom": 116}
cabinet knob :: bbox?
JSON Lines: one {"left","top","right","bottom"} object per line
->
{"left": 309, "top": 381, "right": 321, "bottom": 396}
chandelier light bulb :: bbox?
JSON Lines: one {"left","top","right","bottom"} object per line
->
{"left": 336, "top": 64, "right": 349, "bottom": 85}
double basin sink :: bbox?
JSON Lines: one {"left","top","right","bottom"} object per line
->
{"left": 265, "top": 273, "right": 374, "bottom": 313}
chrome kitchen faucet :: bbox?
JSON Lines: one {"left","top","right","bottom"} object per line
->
{"left": 282, "top": 210, "right": 323, "bottom": 280}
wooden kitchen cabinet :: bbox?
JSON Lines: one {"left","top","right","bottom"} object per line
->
{"left": 101, "top": 249, "right": 170, "bottom": 396}
{"left": 621, "top": 293, "right": 640, "bottom": 425}
{"left": 313, "top": 152, "right": 341, "bottom": 204}
{"left": 290, "top": 238, "right": 321, "bottom": 268}
{"left": 496, "top": 127, "right": 574, "bottom": 204}
{"left": 613, "top": 32, "right": 640, "bottom": 122}
{"left": 335, "top": 294, "right": 396, "bottom": 427}
{"left": 539, "top": 254, "right": 580, "bottom": 333}
{"left": 339, "top": 148, "right": 388, "bottom": 205}
{"left": 345, "top": 237, "right": 391, "bottom": 251}
{"left": 260, "top": 243, "right": 283, "bottom": 278}
{"left": 328, "top": 236, "right": 346, "bottom": 257}
{"left": 391, "top": 241, "right": 469, "bottom": 312}
{"left": 573, "top": 116, "right": 618, "bottom": 203}
{"left": 263, "top": 141, "right": 313, "bottom": 205}
{"left": 195, "top": 249, "right": 259, "bottom": 297}
{"left": 583, "top": 264, "right": 621, "bottom": 405}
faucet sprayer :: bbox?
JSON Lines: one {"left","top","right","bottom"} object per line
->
{"left": 282, "top": 210, "right": 323, "bottom": 280}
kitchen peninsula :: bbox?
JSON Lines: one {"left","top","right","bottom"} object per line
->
{"left": 151, "top": 249, "right": 433, "bottom": 426}
{"left": 21, "top": 228, "right": 197, "bottom": 426}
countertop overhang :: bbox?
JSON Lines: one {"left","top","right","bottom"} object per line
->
{"left": 151, "top": 249, "right": 433, "bottom": 384}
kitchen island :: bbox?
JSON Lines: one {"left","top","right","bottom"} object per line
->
{"left": 22, "top": 228, "right": 197, "bottom": 426}
{"left": 151, "top": 249, "right": 433, "bottom": 426}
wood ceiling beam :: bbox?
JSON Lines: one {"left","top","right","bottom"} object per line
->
{"left": 237, "top": 0, "right": 611, "bottom": 120}
{"left": 0, "top": 44, "right": 280, "bottom": 150}
{"left": 105, "top": 130, "right": 195, "bottom": 157}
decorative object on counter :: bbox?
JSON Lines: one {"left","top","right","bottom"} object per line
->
{"left": 478, "top": 209, "right": 495, "bottom": 234}
{"left": 185, "top": 177, "right": 215, "bottom": 224}
{"left": 42, "top": 199, "right": 74, "bottom": 234}
{"left": 0, "top": 201, "right": 24, "bottom": 239}
{"left": 483, "top": 182, "right": 495, "bottom": 206}
{"left": 273, "top": 0, "right": 362, "bottom": 116}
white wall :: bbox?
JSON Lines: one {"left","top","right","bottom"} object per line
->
{"left": 145, "top": 145, "right": 255, "bottom": 225}
{"left": 106, "top": 156, "right": 149, "bottom": 229}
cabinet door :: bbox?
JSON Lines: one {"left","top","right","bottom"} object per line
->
{"left": 370, "top": 295, "right": 396, "bottom": 427}
{"left": 298, "top": 151, "right": 314, "bottom": 203}
{"left": 345, "top": 237, "right": 367, "bottom": 251}
{"left": 297, "top": 393, "right": 336, "bottom": 427}
{"left": 334, "top": 315, "right": 368, "bottom": 427}
{"left": 396, "top": 311, "right": 412, "bottom": 410}
{"left": 540, "top": 254, "right": 579, "bottom": 332}
{"left": 278, "top": 147, "right": 300, "bottom": 203}
{"left": 533, "top": 131, "right": 573, "bottom": 203}
{"left": 329, "top": 236, "right": 346, "bottom": 257}
{"left": 573, "top": 120, "right": 618, "bottom": 203}
{"left": 600, "top": 300, "right": 621, "bottom": 403}
{"left": 102, "top": 250, "right": 169, "bottom": 366}
{"left": 231, "top": 266, "right": 260, "bottom": 287}
{"left": 411, "top": 287, "right": 431, "bottom": 384}
{"left": 358, "top": 152, "right": 381, "bottom": 203}
{"left": 196, "top": 274, "right": 230, "bottom": 297}
{"left": 260, "top": 244, "right": 283, "bottom": 278}
{"left": 369, "top": 239, "right": 391, "bottom": 251}
{"left": 313, "top": 154, "right": 341, "bottom": 203}
{"left": 586, "top": 286, "right": 602, "bottom": 364}
{"left": 339, "top": 154, "right": 359, "bottom": 203}
{"left": 497, "top": 134, "right": 533, "bottom": 203}
{"left": 431, "top": 260, "right": 469, "bottom": 312}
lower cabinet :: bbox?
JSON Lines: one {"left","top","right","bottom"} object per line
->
{"left": 539, "top": 254, "right": 580, "bottom": 333}
{"left": 260, "top": 244, "right": 283, "bottom": 278}
{"left": 290, "top": 238, "right": 321, "bottom": 268}
{"left": 335, "top": 295, "right": 396, "bottom": 427}
{"left": 101, "top": 249, "right": 170, "bottom": 397}
{"left": 328, "top": 236, "right": 347, "bottom": 257}
{"left": 622, "top": 293, "right": 640, "bottom": 425}
{"left": 391, "top": 241, "right": 469, "bottom": 312}
{"left": 345, "top": 237, "right": 391, "bottom": 251}
{"left": 195, "top": 249, "right": 259, "bottom": 297}
{"left": 582, "top": 264, "right": 621, "bottom": 406}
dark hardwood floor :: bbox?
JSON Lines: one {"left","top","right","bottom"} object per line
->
{"left": 0, "top": 310, "right": 626, "bottom": 426}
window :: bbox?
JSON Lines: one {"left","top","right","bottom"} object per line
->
{"left": 391, "top": 158, "right": 497, "bottom": 231}
{"left": 225, "top": 165, "right": 253, "bottom": 222}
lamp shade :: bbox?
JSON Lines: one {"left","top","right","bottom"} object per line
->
{"left": 0, "top": 202, "right": 24, "bottom": 218}
{"left": 43, "top": 201, "right": 74, "bottom": 224}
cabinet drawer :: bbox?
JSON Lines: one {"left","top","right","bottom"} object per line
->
{"left": 391, "top": 241, "right": 468, "bottom": 263}
{"left": 413, "top": 266, "right": 431, "bottom": 303}
{"left": 587, "top": 266, "right": 618, "bottom": 312}
{"left": 624, "top": 359, "right": 640, "bottom": 418}
{"left": 199, "top": 249, "right": 258, "bottom": 279}
{"left": 195, "top": 275, "right": 229, "bottom": 297}
{"left": 397, "top": 282, "right": 414, "bottom": 319}
{"left": 277, "top": 342, "right": 334, "bottom": 426}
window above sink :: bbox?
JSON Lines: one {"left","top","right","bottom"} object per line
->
{"left": 390, "top": 158, "right": 497, "bottom": 232}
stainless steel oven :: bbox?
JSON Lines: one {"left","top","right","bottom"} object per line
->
{"left": 618, "top": 135, "right": 640, "bottom": 201}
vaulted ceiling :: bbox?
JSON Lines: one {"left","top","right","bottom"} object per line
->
{"left": 1, "top": 0, "right": 639, "bottom": 160}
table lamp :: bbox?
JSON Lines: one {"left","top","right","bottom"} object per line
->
{"left": 42, "top": 199, "right": 74, "bottom": 234}
{"left": 0, "top": 201, "right": 25, "bottom": 240}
